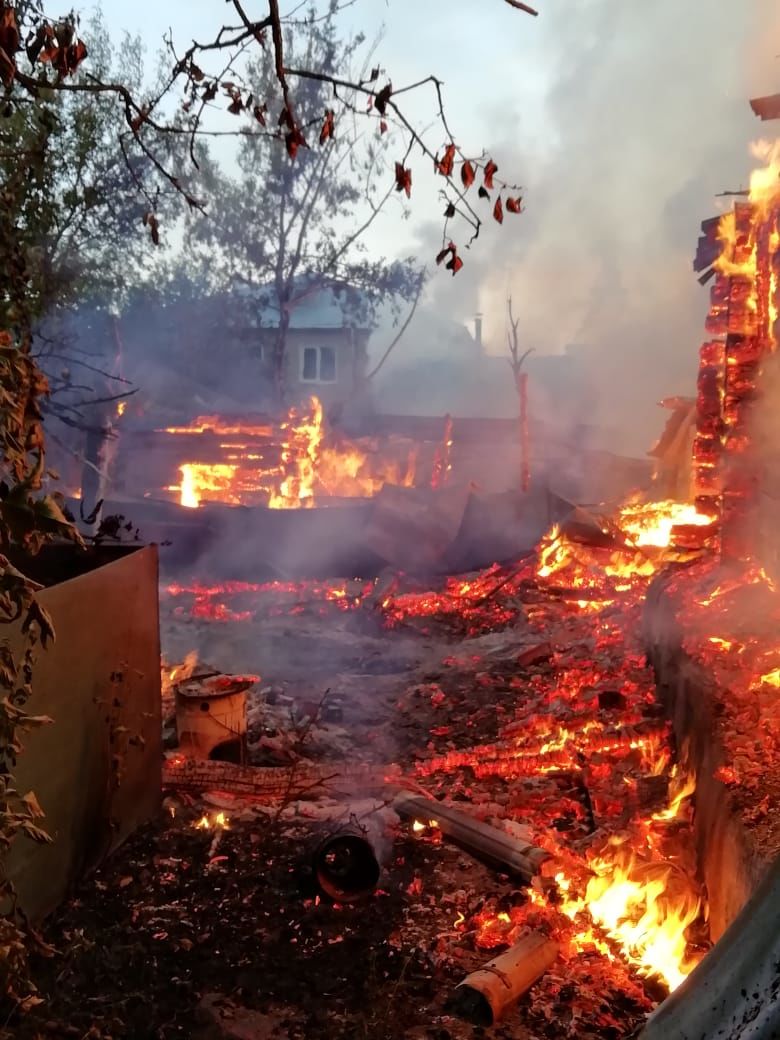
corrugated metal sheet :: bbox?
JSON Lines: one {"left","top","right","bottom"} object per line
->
{"left": 640, "top": 856, "right": 780, "bottom": 1040}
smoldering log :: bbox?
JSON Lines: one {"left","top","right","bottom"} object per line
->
{"left": 393, "top": 794, "right": 549, "bottom": 882}
{"left": 312, "top": 823, "right": 381, "bottom": 902}
{"left": 163, "top": 757, "right": 401, "bottom": 801}
{"left": 450, "top": 930, "right": 559, "bottom": 1025}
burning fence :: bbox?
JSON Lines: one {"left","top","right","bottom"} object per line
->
{"left": 143, "top": 395, "right": 418, "bottom": 509}
{"left": 159, "top": 397, "right": 417, "bottom": 508}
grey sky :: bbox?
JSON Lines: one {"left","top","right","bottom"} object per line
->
{"left": 96, "top": 1, "right": 780, "bottom": 448}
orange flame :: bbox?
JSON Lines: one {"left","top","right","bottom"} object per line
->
{"left": 166, "top": 397, "right": 416, "bottom": 509}
{"left": 194, "top": 811, "right": 229, "bottom": 830}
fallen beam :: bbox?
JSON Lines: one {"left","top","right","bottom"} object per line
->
{"left": 163, "top": 757, "right": 401, "bottom": 801}
{"left": 639, "top": 853, "right": 780, "bottom": 1040}
{"left": 393, "top": 793, "right": 550, "bottom": 882}
{"left": 450, "top": 930, "right": 559, "bottom": 1025}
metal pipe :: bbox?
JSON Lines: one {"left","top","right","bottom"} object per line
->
{"left": 450, "top": 930, "right": 559, "bottom": 1025}
{"left": 393, "top": 794, "right": 549, "bottom": 882}
{"left": 312, "top": 823, "right": 381, "bottom": 903}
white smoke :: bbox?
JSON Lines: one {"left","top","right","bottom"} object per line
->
{"left": 409, "top": 0, "right": 780, "bottom": 454}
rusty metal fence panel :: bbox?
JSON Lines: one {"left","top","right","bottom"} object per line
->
{"left": 6, "top": 546, "right": 161, "bottom": 920}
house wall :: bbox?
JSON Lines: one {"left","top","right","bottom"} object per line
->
{"left": 262, "top": 327, "right": 369, "bottom": 409}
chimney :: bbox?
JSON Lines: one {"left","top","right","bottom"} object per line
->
{"left": 474, "top": 313, "right": 483, "bottom": 346}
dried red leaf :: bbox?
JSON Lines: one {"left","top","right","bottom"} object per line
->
{"left": 493, "top": 197, "right": 504, "bottom": 224}
{"left": 461, "top": 161, "right": 475, "bottom": 189}
{"left": 379, "top": 119, "right": 388, "bottom": 134}
{"left": 0, "top": 46, "right": 13, "bottom": 87}
{"left": 484, "top": 159, "right": 498, "bottom": 189}
{"left": 253, "top": 103, "right": 267, "bottom": 126}
{"left": 227, "top": 96, "right": 243, "bottom": 116}
{"left": 130, "top": 105, "right": 150, "bottom": 133}
{"left": 478, "top": 186, "right": 490, "bottom": 200}
{"left": 320, "top": 108, "right": 335, "bottom": 144}
{"left": 394, "top": 161, "right": 412, "bottom": 198}
{"left": 506, "top": 196, "right": 523, "bottom": 214}
{"left": 286, "top": 127, "right": 307, "bottom": 160}
{"left": 444, "top": 201, "right": 456, "bottom": 219}
{"left": 143, "top": 212, "right": 160, "bottom": 247}
{"left": 0, "top": 6, "right": 19, "bottom": 57}
{"left": 40, "top": 38, "right": 59, "bottom": 64}
{"left": 63, "top": 39, "right": 87, "bottom": 74}
{"left": 189, "top": 63, "right": 204, "bottom": 83}
{"left": 435, "top": 244, "right": 454, "bottom": 266}
{"left": 446, "top": 253, "right": 464, "bottom": 275}
{"left": 278, "top": 106, "right": 292, "bottom": 129}
{"left": 26, "top": 23, "right": 52, "bottom": 65}
{"left": 374, "top": 83, "right": 392, "bottom": 115}
{"left": 437, "top": 143, "right": 456, "bottom": 178}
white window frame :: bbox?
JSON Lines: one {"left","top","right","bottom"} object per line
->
{"left": 300, "top": 344, "right": 338, "bottom": 384}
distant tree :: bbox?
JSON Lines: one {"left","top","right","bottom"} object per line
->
{"left": 507, "top": 296, "right": 533, "bottom": 491}
{"left": 183, "top": 2, "right": 423, "bottom": 406}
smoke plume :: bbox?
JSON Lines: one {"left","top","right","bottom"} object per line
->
{"left": 413, "top": 0, "right": 780, "bottom": 455}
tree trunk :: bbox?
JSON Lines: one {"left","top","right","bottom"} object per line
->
{"left": 80, "top": 418, "right": 115, "bottom": 535}
{"left": 519, "top": 371, "right": 530, "bottom": 492}
{"left": 271, "top": 308, "right": 290, "bottom": 412}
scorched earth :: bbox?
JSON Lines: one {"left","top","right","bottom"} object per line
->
{"left": 16, "top": 500, "right": 712, "bottom": 1040}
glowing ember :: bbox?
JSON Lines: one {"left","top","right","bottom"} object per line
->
{"left": 161, "top": 493, "right": 713, "bottom": 999}
{"left": 409, "top": 499, "right": 711, "bottom": 993}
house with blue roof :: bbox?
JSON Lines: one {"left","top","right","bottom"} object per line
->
{"left": 240, "top": 280, "right": 375, "bottom": 409}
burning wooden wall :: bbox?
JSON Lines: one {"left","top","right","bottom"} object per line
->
{"left": 692, "top": 142, "right": 780, "bottom": 565}
{"left": 109, "top": 399, "right": 651, "bottom": 513}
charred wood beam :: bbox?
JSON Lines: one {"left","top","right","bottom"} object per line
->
{"left": 163, "top": 757, "right": 400, "bottom": 801}
{"left": 393, "top": 794, "right": 550, "bottom": 882}
{"left": 694, "top": 216, "right": 723, "bottom": 273}
{"left": 449, "top": 930, "right": 559, "bottom": 1025}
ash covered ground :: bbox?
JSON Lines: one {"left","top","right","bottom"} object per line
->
{"left": 15, "top": 525, "right": 712, "bottom": 1040}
